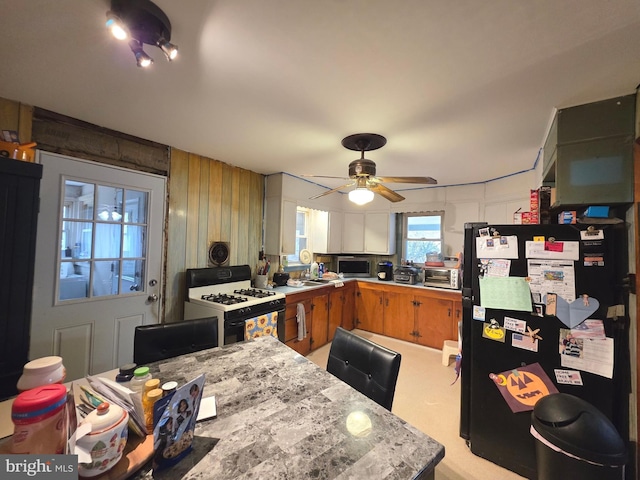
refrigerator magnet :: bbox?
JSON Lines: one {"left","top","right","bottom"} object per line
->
{"left": 512, "top": 333, "right": 539, "bottom": 352}
{"left": 472, "top": 305, "right": 486, "bottom": 321}
{"left": 482, "top": 320, "right": 506, "bottom": 342}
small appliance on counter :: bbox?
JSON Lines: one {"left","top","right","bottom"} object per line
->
{"left": 273, "top": 272, "right": 290, "bottom": 286}
{"left": 423, "top": 265, "right": 460, "bottom": 289}
{"left": 377, "top": 261, "right": 393, "bottom": 281}
{"left": 393, "top": 265, "right": 422, "bottom": 285}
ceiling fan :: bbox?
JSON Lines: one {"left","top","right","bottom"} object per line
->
{"left": 306, "top": 133, "right": 437, "bottom": 204}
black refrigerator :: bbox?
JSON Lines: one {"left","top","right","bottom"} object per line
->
{"left": 459, "top": 222, "right": 630, "bottom": 479}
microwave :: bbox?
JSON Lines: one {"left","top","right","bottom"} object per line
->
{"left": 337, "top": 256, "right": 371, "bottom": 278}
{"left": 423, "top": 266, "right": 460, "bottom": 290}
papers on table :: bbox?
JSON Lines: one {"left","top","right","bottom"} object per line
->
{"left": 84, "top": 375, "right": 146, "bottom": 436}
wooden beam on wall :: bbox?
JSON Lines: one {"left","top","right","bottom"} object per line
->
{"left": 31, "top": 108, "right": 169, "bottom": 175}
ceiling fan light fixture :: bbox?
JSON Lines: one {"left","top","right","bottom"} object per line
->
{"left": 349, "top": 187, "right": 374, "bottom": 205}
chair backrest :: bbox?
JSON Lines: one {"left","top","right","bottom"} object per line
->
{"left": 133, "top": 317, "right": 218, "bottom": 365}
{"left": 327, "top": 327, "right": 401, "bottom": 410}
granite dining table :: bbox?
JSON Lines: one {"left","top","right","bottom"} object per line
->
{"left": 130, "top": 335, "right": 445, "bottom": 479}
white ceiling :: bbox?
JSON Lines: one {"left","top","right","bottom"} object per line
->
{"left": 1, "top": 0, "right": 640, "bottom": 194}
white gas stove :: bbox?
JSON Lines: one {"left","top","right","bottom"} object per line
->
{"left": 184, "top": 265, "right": 286, "bottom": 346}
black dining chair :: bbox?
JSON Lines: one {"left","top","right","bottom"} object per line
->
{"left": 133, "top": 317, "right": 218, "bottom": 365}
{"left": 327, "top": 327, "right": 401, "bottom": 411}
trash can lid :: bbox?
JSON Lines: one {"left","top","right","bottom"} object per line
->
{"left": 532, "top": 393, "right": 626, "bottom": 465}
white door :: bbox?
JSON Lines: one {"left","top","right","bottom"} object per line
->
{"left": 30, "top": 151, "right": 166, "bottom": 381}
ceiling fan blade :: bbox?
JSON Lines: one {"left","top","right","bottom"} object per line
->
{"left": 308, "top": 182, "right": 354, "bottom": 200}
{"left": 368, "top": 183, "right": 405, "bottom": 202}
{"left": 375, "top": 176, "right": 438, "bottom": 184}
{"left": 301, "top": 174, "right": 350, "bottom": 180}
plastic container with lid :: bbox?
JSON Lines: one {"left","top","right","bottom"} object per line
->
{"left": 161, "top": 381, "right": 178, "bottom": 397}
{"left": 129, "top": 366, "right": 152, "bottom": 394}
{"left": 11, "top": 383, "right": 68, "bottom": 454}
{"left": 16, "top": 356, "right": 66, "bottom": 392}
{"left": 143, "top": 388, "right": 164, "bottom": 434}
{"left": 115, "top": 363, "right": 137, "bottom": 386}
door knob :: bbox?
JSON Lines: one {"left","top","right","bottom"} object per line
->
{"left": 147, "top": 294, "right": 159, "bottom": 302}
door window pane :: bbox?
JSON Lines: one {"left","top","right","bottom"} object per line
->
{"left": 58, "top": 179, "right": 150, "bottom": 302}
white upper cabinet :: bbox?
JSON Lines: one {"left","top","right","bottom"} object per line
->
{"left": 342, "top": 212, "right": 365, "bottom": 253}
{"left": 311, "top": 210, "right": 343, "bottom": 254}
{"left": 264, "top": 175, "right": 297, "bottom": 255}
{"left": 365, "top": 212, "right": 396, "bottom": 254}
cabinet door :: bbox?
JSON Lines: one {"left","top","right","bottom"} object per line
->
{"left": 342, "top": 212, "right": 364, "bottom": 253}
{"left": 415, "top": 295, "right": 454, "bottom": 349}
{"left": 382, "top": 290, "right": 415, "bottom": 342}
{"left": 341, "top": 282, "right": 356, "bottom": 330}
{"left": 284, "top": 298, "right": 312, "bottom": 355}
{"left": 364, "top": 212, "right": 395, "bottom": 254}
{"left": 310, "top": 293, "right": 329, "bottom": 350}
{"left": 356, "top": 284, "right": 384, "bottom": 334}
{"left": 327, "top": 211, "right": 343, "bottom": 253}
{"left": 328, "top": 288, "right": 344, "bottom": 341}
{"left": 281, "top": 200, "right": 297, "bottom": 255}
{"left": 453, "top": 299, "right": 462, "bottom": 339}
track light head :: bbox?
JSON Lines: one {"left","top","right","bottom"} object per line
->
{"left": 105, "top": 11, "right": 128, "bottom": 40}
{"left": 157, "top": 37, "right": 178, "bottom": 61}
{"left": 129, "top": 39, "right": 153, "bottom": 68}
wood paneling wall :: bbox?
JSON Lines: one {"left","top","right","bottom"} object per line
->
{"left": 165, "top": 150, "right": 264, "bottom": 323}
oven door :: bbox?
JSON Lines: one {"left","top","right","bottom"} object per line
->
{"left": 224, "top": 307, "right": 286, "bottom": 345}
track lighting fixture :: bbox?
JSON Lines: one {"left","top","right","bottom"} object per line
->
{"left": 106, "top": 0, "right": 178, "bottom": 68}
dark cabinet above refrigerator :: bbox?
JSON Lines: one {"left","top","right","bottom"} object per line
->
{"left": 542, "top": 93, "right": 635, "bottom": 207}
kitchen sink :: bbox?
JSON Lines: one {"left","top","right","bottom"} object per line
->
{"left": 302, "top": 279, "right": 332, "bottom": 286}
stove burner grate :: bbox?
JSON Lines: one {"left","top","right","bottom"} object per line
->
{"left": 201, "top": 293, "right": 249, "bottom": 305}
{"left": 234, "top": 288, "right": 276, "bottom": 299}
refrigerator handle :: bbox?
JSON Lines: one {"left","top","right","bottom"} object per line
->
{"left": 462, "top": 287, "right": 473, "bottom": 307}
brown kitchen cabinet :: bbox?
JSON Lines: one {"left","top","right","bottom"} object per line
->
{"left": 328, "top": 281, "right": 356, "bottom": 339}
{"left": 413, "top": 291, "right": 457, "bottom": 349}
{"left": 356, "top": 281, "right": 461, "bottom": 349}
{"left": 284, "top": 296, "right": 312, "bottom": 355}
{"left": 310, "top": 292, "right": 329, "bottom": 349}
{"left": 341, "top": 281, "right": 356, "bottom": 331}
{"left": 355, "top": 282, "right": 385, "bottom": 334}
{"left": 284, "top": 287, "right": 331, "bottom": 355}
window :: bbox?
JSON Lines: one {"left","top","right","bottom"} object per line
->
{"left": 402, "top": 212, "right": 443, "bottom": 263}
{"left": 58, "top": 179, "right": 149, "bottom": 302}
{"left": 286, "top": 207, "right": 309, "bottom": 264}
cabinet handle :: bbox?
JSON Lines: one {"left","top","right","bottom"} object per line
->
{"left": 385, "top": 298, "right": 389, "bottom": 307}
{"left": 379, "top": 297, "right": 383, "bottom": 305}
{"left": 448, "top": 308, "right": 451, "bottom": 317}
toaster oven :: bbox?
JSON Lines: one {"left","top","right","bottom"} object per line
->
{"left": 423, "top": 266, "right": 460, "bottom": 289}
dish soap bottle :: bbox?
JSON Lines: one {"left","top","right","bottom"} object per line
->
{"left": 311, "top": 261, "right": 319, "bottom": 279}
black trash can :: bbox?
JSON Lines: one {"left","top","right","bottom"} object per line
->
{"left": 531, "top": 393, "right": 626, "bottom": 480}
